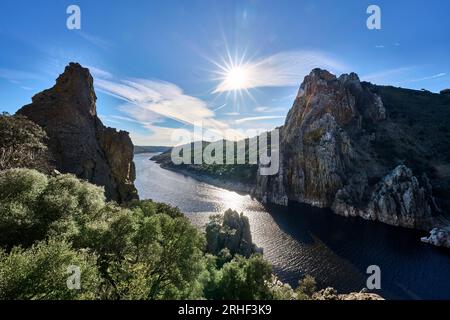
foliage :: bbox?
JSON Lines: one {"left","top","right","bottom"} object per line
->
{"left": 0, "top": 168, "right": 318, "bottom": 300}
{"left": 0, "top": 238, "right": 101, "bottom": 300}
{"left": 0, "top": 114, "right": 51, "bottom": 172}
{"left": 0, "top": 168, "right": 105, "bottom": 248}
{"left": 295, "top": 275, "right": 317, "bottom": 300}
{"left": 151, "top": 140, "right": 258, "bottom": 185}
{"left": 203, "top": 254, "right": 273, "bottom": 300}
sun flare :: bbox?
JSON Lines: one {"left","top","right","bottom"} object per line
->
{"left": 224, "top": 66, "right": 251, "bottom": 91}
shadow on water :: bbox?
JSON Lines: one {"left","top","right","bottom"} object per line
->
{"left": 264, "top": 201, "right": 450, "bottom": 300}
{"left": 135, "top": 153, "right": 450, "bottom": 300}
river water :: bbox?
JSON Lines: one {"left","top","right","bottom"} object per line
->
{"left": 135, "top": 153, "right": 450, "bottom": 300}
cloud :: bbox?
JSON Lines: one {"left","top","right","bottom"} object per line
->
{"left": 93, "top": 72, "right": 247, "bottom": 144}
{"left": 130, "top": 126, "right": 194, "bottom": 147}
{"left": 234, "top": 115, "right": 285, "bottom": 124}
{"left": 96, "top": 77, "right": 216, "bottom": 127}
{"left": 0, "top": 68, "right": 42, "bottom": 82}
{"left": 222, "top": 112, "right": 241, "bottom": 116}
{"left": 86, "top": 66, "right": 113, "bottom": 79}
{"left": 409, "top": 73, "right": 446, "bottom": 82}
{"left": 361, "top": 67, "right": 414, "bottom": 85}
{"left": 78, "top": 32, "right": 113, "bottom": 50}
{"left": 253, "top": 106, "right": 286, "bottom": 113}
{"left": 213, "top": 50, "right": 348, "bottom": 93}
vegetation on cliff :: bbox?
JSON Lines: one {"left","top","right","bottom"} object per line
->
{"left": 0, "top": 168, "right": 381, "bottom": 300}
{"left": 151, "top": 140, "right": 258, "bottom": 186}
{"left": 0, "top": 113, "right": 52, "bottom": 172}
{"left": 0, "top": 168, "right": 333, "bottom": 300}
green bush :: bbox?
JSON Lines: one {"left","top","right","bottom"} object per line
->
{"left": 212, "top": 255, "right": 273, "bottom": 300}
{"left": 0, "top": 169, "right": 105, "bottom": 248}
{"left": 0, "top": 168, "right": 296, "bottom": 300}
{"left": 0, "top": 169, "right": 49, "bottom": 247}
{"left": 0, "top": 114, "right": 51, "bottom": 172}
{"left": 0, "top": 238, "right": 101, "bottom": 300}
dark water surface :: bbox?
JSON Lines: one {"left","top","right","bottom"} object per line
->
{"left": 135, "top": 153, "right": 450, "bottom": 300}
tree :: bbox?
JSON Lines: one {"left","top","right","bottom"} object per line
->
{"left": 295, "top": 275, "right": 317, "bottom": 300}
{"left": 0, "top": 238, "right": 101, "bottom": 300}
{"left": 213, "top": 255, "right": 273, "bottom": 300}
{"left": 0, "top": 169, "right": 106, "bottom": 248}
{"left": 0, "top": 114, "right": 51, "bottom": 172}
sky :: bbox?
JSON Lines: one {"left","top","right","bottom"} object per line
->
{"left": 0, "top": 0, "right": 449, "bottom": 146}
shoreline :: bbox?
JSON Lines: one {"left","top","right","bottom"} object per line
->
{"left": 148, "top": 156, "right": 450, "bottom": 250}
{"left": 156, "top": 162, "right": 255, "bottom": 196}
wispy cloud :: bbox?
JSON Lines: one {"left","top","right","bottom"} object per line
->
{"left": 78, "top": 32, "right": 113, "bottom": 50}
{"left": 93, "top": 71, "right": 246, "bottom": 144}
{"left": 234, "top": 115, "right": 285, "bottom": 124}
{"left": 86, "top": 66, "right": 113, "bottom": 79}
{"left": 0, "top": 68, "right": 42, "bottom": 82}
{"left": 129, "top": 126, "right": 195, "bottom": 147}
{"left": 213, "top": 50, "right": 348, "bottom": 93}
{"left": 96, "top": 77, "right": 219, "bottom": 127}
{"left": 409, "top": 73, "right": 446, "bottom": 82}
{"left": 253, "top": 106, "right": 286, "bottom": 113}
{"left": 361, "top": 67, "right": 414, "bottom": 85}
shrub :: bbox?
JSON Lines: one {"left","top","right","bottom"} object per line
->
{"left": 0, "top": 169, "right": 49, "bottom": 247}
{"left": 0, "top": 114, "right": 51, "bottom": 172}
{"left": 0, "top": 238, "right": 101, "bottom": 300}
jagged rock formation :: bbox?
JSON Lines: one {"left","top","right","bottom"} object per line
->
{"left": 313, "top": 287, "right": 383, "bottom": 301}
{"left": 205, "top": 209, "right": 259, "bottom": 258}
{"left": 421, "top": 227, "right": 450, "bottom": 248}
{"left": 254, "top": 68, "right": 449, "bottom": 232}
{"left": 17, "top": 63, "right": 138, "bottom": 203}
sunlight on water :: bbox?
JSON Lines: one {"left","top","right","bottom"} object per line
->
{"left": 135, "top": 153, "right": 450, "bottom": 300}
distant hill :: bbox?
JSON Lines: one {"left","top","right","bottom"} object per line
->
{"left": 134, "top": 145, "right": 171, "bottom": 154}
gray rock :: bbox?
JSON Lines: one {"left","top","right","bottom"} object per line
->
{"left": 421, "top": 228, "right": 450, "bottom": 248}
{"left": 17, "top": 63, "right": 138, "bottom": 203}
{"left": 253, "top": 68, "right": 440, "bottom": 232}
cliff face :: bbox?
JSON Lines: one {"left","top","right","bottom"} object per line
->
{"left": 17, "top": 63, "right": 138, "bottom": 203}
{"left": 254, "top": 68, "right": 448, "bottom": 230}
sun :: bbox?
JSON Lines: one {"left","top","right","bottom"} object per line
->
{"left": 207, "top": 48, "right": 259, "bottom": 109}
{"left": 224, "top": 66, "right": 250, "bottom": 91}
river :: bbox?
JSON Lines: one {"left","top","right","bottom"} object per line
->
{"left": 134, "top": 153, "right": 450, "bottom": 300}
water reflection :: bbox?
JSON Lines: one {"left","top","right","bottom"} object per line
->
{"left": 135, "top": 153, "right": 450, "bottom": 300}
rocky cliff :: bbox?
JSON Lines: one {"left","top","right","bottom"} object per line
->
{"left": 254, "top": 69, "right": 450, "bottom": 233}
{"left": 17, "top": 63, "right": 138, "bottom": 203}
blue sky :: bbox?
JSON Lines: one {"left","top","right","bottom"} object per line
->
{"left": 1, "top": 0, "right": 449, "bottom": 145}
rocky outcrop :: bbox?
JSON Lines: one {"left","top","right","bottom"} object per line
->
{"left": 253, "top": 68, "right": 441, "bottom": 231}
{"left": 205, "top": 209, "right": 259, "bottom": 258}
{"left": 313, "top": 288, "right": 383, "bottom": 301}
{"left": 421, "top": 227, "right": 450, "bottom": 248}
{"left": 17, "top": 63, "right": 138, "bottom": 203}
{"left": 333, "top": 165, "right": 437, "bottom": 229}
